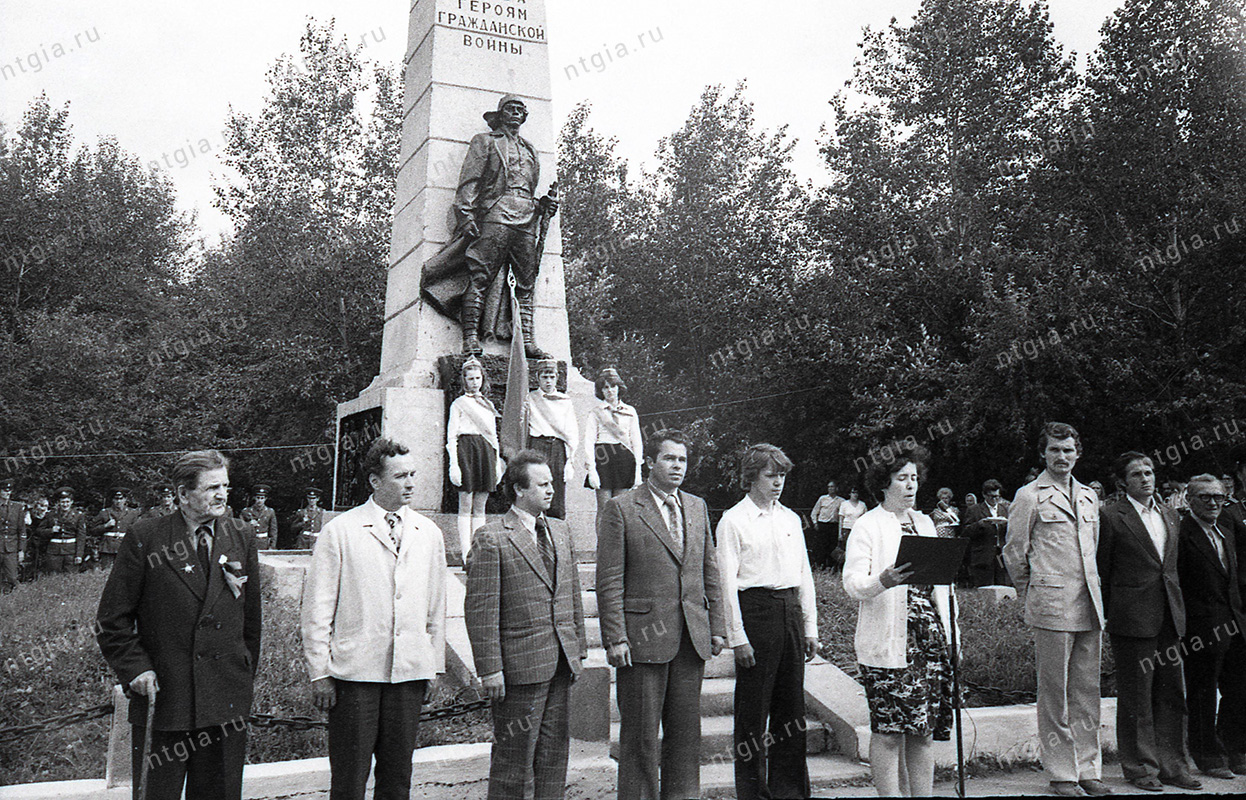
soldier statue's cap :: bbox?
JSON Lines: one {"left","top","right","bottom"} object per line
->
{"left": 253, "top": 483, "right": 271, "bottom": 495}
{"left": 1230, "top": 443, "right": 1246, "bottom": 468}
{"left": 0, "top": 478, "right": 14, "bottom": 490}
{"left": 535, "top": 358, "right": 558, "bottom": 376}
{"left": 304, "top": 487, "right": 322, "bottom": 498}
{"left": 152, "top": 483, "right": 174, "bottom": 494}
{"left": 54, "top": 486, "right": 75, "bottom": 500}
{"left": 109, "top": 487, "right": 129, "bottom": 498}
{"left": 483, "top": 94, "right": 527, "bottom": 126}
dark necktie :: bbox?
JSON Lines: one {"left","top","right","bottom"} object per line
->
{"left": 196, "top": 525, "right": 211, "bottom": 574}
{"left": 535, "top": 516, "right": 556, "bottom": 577}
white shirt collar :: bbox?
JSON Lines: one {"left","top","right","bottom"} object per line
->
{"left": 743, "top": 494, "right": 780, "bottom": 518}
{"left": 1127, "top": 493, "right": 1159, "bottom": 517}
{"left": 367, "top": 496, "right": 406, "bottom": 524}
{"left": 511, "top": 505, "right": 538, "bottom": 534}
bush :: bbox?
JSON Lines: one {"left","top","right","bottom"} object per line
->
{"left": 1, "top": 570, "right": 490, "bottom": 785}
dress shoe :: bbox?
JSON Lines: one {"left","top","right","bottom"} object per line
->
{"left": 1201, "top": 766, "right": 1236, "bottom": 779}
{"left": 1159, "top": 773, "right": 1202, "bottom": 790}
{"left": 1128, "top": 776, "right": 1163, "bottom": 792}
{"left": 1050, "top": 781, "right": 1087, "bottom": 797}
{"left": 1078, "top": 778, "right": 1113, "bottom": 796}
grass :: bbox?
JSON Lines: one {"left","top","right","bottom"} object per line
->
{"left": 813, "top": 568, "right": 1115, "bottom": 707}
{"left": 0, "top": 570, "right": 490, "bottom": 785}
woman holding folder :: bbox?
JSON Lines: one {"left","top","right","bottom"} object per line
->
{"left": 843, "top": 444, "right": 957, "bottom": 797}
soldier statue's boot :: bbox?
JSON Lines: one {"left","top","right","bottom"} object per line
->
{"left": 461, "top": 290, "right": 485, "bottom": 356}
{"left": 519, "top": 299, "right": 551, "bottom": 360}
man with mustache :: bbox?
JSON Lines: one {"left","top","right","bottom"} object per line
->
{"left": 1004, "top": 422, "right": 1108, "bottom": 797}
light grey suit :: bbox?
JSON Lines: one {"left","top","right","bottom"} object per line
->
{"left": 1004, "top": 471, "right": 1105, "bottom": 784}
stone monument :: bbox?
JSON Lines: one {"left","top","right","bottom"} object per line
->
{"left": 334, "top": 0, "right": 597, "bottom": 555}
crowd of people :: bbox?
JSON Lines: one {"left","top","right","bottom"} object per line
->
{"left": 0, "top": 478, "right": 328, "bottom": 589}
{"left": 1, "top": 405, "right": 1241, "bottom": 800}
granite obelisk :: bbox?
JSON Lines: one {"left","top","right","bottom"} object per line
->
{"left": 335, "top": 0, "right": 595, "bottom": 553}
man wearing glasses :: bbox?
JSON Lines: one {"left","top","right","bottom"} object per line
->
{"left": 1177, "top": 474, "right": 1246, "bottom": 779}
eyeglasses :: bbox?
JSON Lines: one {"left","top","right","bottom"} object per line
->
{"left": 1193, "top": 493, "right": 1230, "bottom": 505}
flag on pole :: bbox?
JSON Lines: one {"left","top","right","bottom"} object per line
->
{"left": 500, "top": 287, "right": 528, "bottom": 459}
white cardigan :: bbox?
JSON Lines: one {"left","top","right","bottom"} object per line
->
{"left": 842, "top": 505, "right": 955, "bottom": 669}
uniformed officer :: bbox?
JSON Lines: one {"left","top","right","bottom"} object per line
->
{"left": 89, "top": 487, "right": 141, "bottom": 570}
{"left": 45, "top": 487, "right": 87, "bottom": 573}
{"left": 24, "top": 493, "right": 52, "bottom": 578}
{"left": 0, "top": 478, "right": 27, "bottom": 591}
{"left": 291, "top": 487, "right": 325, "bottom": 550}
{"left": 240, "top": 483, "right": 277, "bottom": 550}
{"left": 140, "top": 483, "right": 178, "bottom": 520}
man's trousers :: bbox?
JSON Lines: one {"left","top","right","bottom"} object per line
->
{"left": 327, "top": 679, "right": 427, "bottom": 800}
{"left": 487, "top": 655, "right": 573, "bottom": 800}
{"left": 1109, "top": 614, "right": 1190, "bottom": 781}
{"left": 615, "top": 628, "right": 705, "bottom": 800}
{"left": 734, "top": 587, "right": 810, "bottom": 800}
{"left": 130, "top": 722, "right": 248, "bottom": 800}
{"left": 1034, "top": 628, "right": 1102, "bottom": 782}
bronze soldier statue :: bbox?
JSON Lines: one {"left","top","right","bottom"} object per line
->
{"left": 421, "top": 94, "right": 559, "bottom": 358}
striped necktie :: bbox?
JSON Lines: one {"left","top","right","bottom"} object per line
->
{"left": 535, "top": 516, "right": 556, "bottom": 577}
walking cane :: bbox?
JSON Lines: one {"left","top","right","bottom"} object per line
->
{"left": 138, "top": 685, "right": 157, "bottom": 800}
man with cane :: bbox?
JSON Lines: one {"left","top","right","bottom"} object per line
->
{"left": 98, "top": 450, "right": 261, "bottom": 800}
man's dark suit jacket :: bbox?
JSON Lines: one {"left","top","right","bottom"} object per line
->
{"left": 596, "top": 485, "right": 726, "bottom": 663}
{"left": 97, "top": 513, "right": 261, "bottom": 730}
{"left": 1097, "top": 498, "right": 1185, "bottom": 638}
{"left": 1176, "top": 514, "right": 1246, "bottom": 651}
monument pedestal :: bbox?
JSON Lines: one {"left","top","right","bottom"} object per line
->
{"left": 333, "top": 0, "right": 595, "bottom": 550}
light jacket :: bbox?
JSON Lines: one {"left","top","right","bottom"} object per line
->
{"left": 301, "top": 498, "right": 446, "bottom": 683}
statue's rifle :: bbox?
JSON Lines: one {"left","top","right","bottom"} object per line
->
{"left": 534, "top": 181, "right": 559, "bottom": 268}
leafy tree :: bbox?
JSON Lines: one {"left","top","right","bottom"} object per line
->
{"left": 1074, "top": 0, "right": 1246, "bottom": 472}
{"left": 198, "top": 19, "right": 402, "bottom": 495}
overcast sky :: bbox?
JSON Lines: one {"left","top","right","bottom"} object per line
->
{"left": 1, "top": 0, "right": 1122, "bottom": 244}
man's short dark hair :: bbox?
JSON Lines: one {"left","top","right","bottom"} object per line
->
{"left": 1112, "top": 451, "right": 1151, "bottom": 485}
{"left": 171, "top": 450, "right": 229, "bottom": 493}
{"left": 504, "top": 449, "right": 549, "bottom": 500}
{"left": 981, "top": 478, "right": 1003, "bottom": 495}
{"left": 1037, "top": 422, "right": 1082, "bottom": 458}
{"left": 645, "top": 429, "right": 691, "bottom": 462}
{"left": 361, "top": 438, "right": 410, "bottom": 479}
{"left": 739, "top": 443, "right": 794, "bottom": 490}
{"left": 864, "top": 443, "right": 930, "bottom": 499}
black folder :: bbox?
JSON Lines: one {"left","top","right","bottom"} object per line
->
{"left": 894, "top": 535, "right": 968, "bottom": 586}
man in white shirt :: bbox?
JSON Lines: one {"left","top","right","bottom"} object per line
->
{"left": 716, "top": 443, "right": 818, "bottom": 800}
{"left": 1096, "top": 453, "right": 1196, "bottom": 791}
{"left": 300, "top": 438, "right": 447, "bottom": 800}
